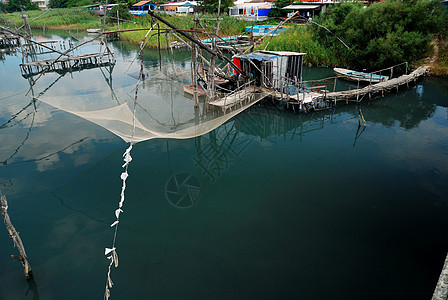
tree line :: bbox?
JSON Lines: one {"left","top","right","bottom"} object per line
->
{"left": 0, "top": 0, "right": 38, "bottom": 12}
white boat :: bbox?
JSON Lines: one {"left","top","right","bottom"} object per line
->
{"left": 334, "top": 67, "right": 389, "bottom": 83}
{"left": 87, "top": 28, "right": 101, "bottom": 33}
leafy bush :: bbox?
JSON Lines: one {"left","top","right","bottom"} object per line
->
{"left": 258, "top": 25, "right": 339, "bottom": 67}
{"left": 197, "top": 0, "right": 233, "bottom": 14}
{"left": 313, "top": 0, "right": 448, "bottom": 70}
{"left": 107, "top": 4, "right": 132, "bottom": 24}
{"left": 1, "top": 0, "right": 38, "bottom": 13}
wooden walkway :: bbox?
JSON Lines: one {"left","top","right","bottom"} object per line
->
{"left": 19, "top": 52, "right": 114, "bottom": 77}
{"left": 325, "top": 66, "right": 428, "bottom": 102}
{"left": 279, "top": 66, "right": 429, "bottom": 113}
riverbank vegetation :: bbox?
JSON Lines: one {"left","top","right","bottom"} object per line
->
{"left": 429, "top": 38, "right": 448, "bottom": 77}
{"left": 0, "top": 8, "right": 252, "bottom": 47}
{"left": 2, "top": 0, "right": 447, "bottom": 74}
{"left": 0, "top": 0, "right": 38, "bottom": 13}
{"left": 0, "top": 8, "right": 100, "bottom": 30}
{"left": 314, "top": 0, "right": 448, "bottom": 70}
{"left": 262, "top": 0, "right": 448, "bottom": 72}
{"left": 259, "top": 25, "right": 340, "bottom": 67}
{"left": 118, "top": 14, "right": 253, "bottom": 48}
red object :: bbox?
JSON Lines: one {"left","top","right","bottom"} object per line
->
{"left": 233, "top": 57, "right": 241, "bottom": 74}
{"left": 183, "top": 85, "right": 206, "bottom": 96}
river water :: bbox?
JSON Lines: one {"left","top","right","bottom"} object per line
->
{"left": 0, "top": 31, "right": 448, "bottom": 300}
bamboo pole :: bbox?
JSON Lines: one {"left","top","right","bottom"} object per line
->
{"left": 147, "top": 10, "right": 245, "bottom": 76}
{"left": 1, "top": 194, "right": 33, "bottom": 279}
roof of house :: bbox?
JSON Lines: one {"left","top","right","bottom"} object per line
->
{"left": 133, "top": 0, "right": 151, "bottom": 6}
{"left": 159, "top": 1, "right": 197, "bottom": 6}
{"left": 283, "top": 4, "right": 320, "bottom": 10}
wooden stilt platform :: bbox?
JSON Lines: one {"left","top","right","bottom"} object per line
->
{"left": 208, "top": 86, "right": 269, "bottom": 112}
{"left": 19, "top": 52, "right": 115, "bottom": 77}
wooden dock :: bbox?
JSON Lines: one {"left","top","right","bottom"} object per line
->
{"left": 325, "top": 66, "right": 428, "bottom": 101}
{"left": 281, "top": 66, "right": 429, "bottom": 113}
{"left": 19, "top": 52, "right": 115, "bottom": 77}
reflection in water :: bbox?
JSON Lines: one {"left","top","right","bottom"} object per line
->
{"left": 363, "top": 85, "right": 437, "bottom": 129}
{"left": 7, "top": 137, "right": 89, "bottom": 166}
{"left": 0, "top": 46, "right": 18, "bottom": 61}
{"left": 0, "top": 69, "right": 93, "bottom": 167}
{"left": 1, "top": 102, "right": 36, "bottom": 166}
{"left": 353, "top": 124, "right": 367, "bottom": 147}
{"left": 25, "top": 277, "right": 40, "bottom": 300}
{"left": 1, "top": 32, "right": 448, "bottom": 300}
{"left": 194, "top": 122, "right": 252, "bottom": 182}
{"left": 189, "top": 81, "right": 446, "bottom": 182}
{"left": 51, "top": 192, "right": 107, "bottom": 224}
{"left": 0, "top": 99, "right": 35, "bottom": 130}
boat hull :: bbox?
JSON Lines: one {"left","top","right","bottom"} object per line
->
{"left": 183, "top": 85, "right": 206, "bottom": 96}
{"left": 334, "top": 67, "right": 388, "bottom": 83}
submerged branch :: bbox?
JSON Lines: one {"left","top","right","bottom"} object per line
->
{"left": 0, "top": 193, "right": 33, "bottom": 279}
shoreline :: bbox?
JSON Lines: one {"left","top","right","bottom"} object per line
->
{"left": 4, "top": 13, "right": 447, "bottom": 77}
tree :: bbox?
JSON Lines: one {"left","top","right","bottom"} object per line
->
{"left": 48, "top": 0, "right": 68, "bottom": 8}
{"left": 198, "top": 0, "right": 233, "bottom": 14}
{"left": 4, "top": 0, "right": 38, "bottom": 12}
{"left": 268, "top": 0, "right": 291, "bottom": 18}
{"left": 107, "top": 4, "right": 132, "bottom": 24}
{"left": 313, "top": 0, "right": 448, "bottom": 70}
{"left": 0, "top": 2, "right": 7, "bottom": 12}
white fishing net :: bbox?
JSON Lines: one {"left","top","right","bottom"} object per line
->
{"left": 32, "top": 57, "right": 265, "bottom": 143}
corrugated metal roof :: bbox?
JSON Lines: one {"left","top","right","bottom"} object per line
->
{"left": 260, "top": 50, "right": 307, "bottom": 56}
{"left": 234, "top": 51, "right": 306, "bottom": 61}
{"left": 235, "top": 52, "right": 279, "bottom": 61}
{"left": 133, "top": 0, "right": 150, "bottom": 6}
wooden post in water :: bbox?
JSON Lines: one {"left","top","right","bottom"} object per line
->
{"left": 117, "top": 9, "right": 120, "bottom": 31}
{"left": 0, "top": 194, "right": 33, "bottom": 279}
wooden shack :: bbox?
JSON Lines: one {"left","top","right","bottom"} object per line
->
{"left": 232, "top": 51, "right": 306, "bottom": 91}
{"left": 129, "top": 0, "right": 156, "bottom": 17}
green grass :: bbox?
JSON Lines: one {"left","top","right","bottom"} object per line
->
{"left": 1, "top": 8, "right": 101, "bottom": 30}
{"left": 257, "top": 25, "right": 340, "bottom": 67}
{"left": 119, "top": 14, "right": 256, "bottom": 49}
{"left": 1, "top": 9, "right": 257, "bottom": 49}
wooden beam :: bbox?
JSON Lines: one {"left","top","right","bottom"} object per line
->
{"left": 146, "top": 11, "right": 246, "bottom": 77}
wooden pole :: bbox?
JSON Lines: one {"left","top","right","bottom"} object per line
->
{"left": 117, "top": 9, "right": 120, "bottom": 31}
{"left": 1, "top": 194, "right": 33, "bottom": 279}
{"left": 146, "top": 10, "right": 245, "bottom": 76}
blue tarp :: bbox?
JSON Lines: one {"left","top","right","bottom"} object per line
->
{"left": 235, "top": 52, "right": 280, "bottom": 61}
{"left": 258, "top": 8, "right": 271, "bottom": 17}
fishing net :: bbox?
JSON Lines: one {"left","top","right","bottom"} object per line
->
{"left": 32, "top": 50, "right": 264, "bottom": 143}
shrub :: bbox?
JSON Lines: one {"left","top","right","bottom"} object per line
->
{"left": 313, "top": 0, "right": 448, "bottom": 70}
